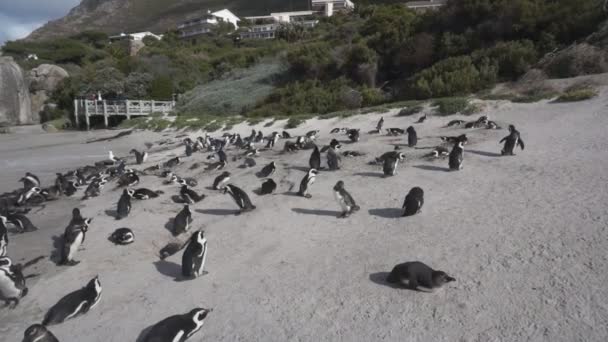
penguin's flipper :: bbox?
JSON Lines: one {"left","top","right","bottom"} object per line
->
{"left": 519, "top": 138, "right": 525, "bottom": 150}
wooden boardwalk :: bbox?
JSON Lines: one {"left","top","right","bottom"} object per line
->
{"left": 73, "top": 99, "right": 176, "bottom": 130}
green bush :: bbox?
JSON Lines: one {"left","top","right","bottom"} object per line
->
{"left": 433, "top": 97, "right": 469, "bottom": 115}
{"left": 473, "top": 40, "right": 538, "bottom": 80}
{"left": 397, "top": 105, "right": 423, "bottom": 116}
{"left": 556, "top": 87, "right": 597, "bottom": 102}
{"left": 285, "top": 117, "right": 305, "bottom": 129}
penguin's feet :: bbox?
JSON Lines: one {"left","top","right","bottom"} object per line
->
{"left": 202, "top": 271, "right": 209, "bottom": 276}
{"left": 305, "top": 194, "right": 312, "bottom": 199}
{"left": 66, "top": 260, "right": 80, "bottom": 266}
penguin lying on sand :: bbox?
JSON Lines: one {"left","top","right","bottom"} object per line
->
{"left": 386, "top": 261, "right": 455, "bottom": 292}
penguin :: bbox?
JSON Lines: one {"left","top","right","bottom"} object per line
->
{"left": 109, "top": 228, "right": 134, "bottom": 245}
{"left": 116, "top": 189, "right": 133, "bottom": 220}
{"left": 180, "top": 186, "right": 205, "bottom": 204}
{"left": 173, "top": 205, "right": 193, "bottom": 236}
{"left": 500, "top": 125, "right": 525, "bottom": 156}
{"left": 284, "top": 141, "right": 299, "bottom": 153}
{"left": 441, "top": 134, "right": 468, "bottom": 145}
{"left": 282, "top": 131, "right": 291, "bottom": 139}
{"left": 376, "top": 117, "right": 384, "bottom": 131}
{"left": 402, "top": 187, "right": 424, "bottom": 217}
{"left": 0, "top": 256, "right": 27, "bottom": 308}
{"left": 486, "top": 121, "right": 500, "bottom": 129}
{"left": 327, "top": 147, "right": 341, "bottom": 171}
{"left": 386, "top": 261, "right": 455, "bottom": 292}
{"left": 164, "top": 157, "right": 181, "bottom": 168}
{"left": 330, "top": 128, "right": 341, "bottom": 134}
{"left": 425, "top": 146, "right": 449, "bottom": 158}
{"left": 19, "top": 172, "right": 40, "bottom": 190}
{"left": 329, "top": 139, "right": 342, "bottom": 150}
{"left": 406, "top": 126, "right": 417, "bottom": 147}
{"left": 259, "top": 179, "right": 277, "bottom": 195}
{"left": 0, "top": 216, "right": 8, "bottom": 256}
{"left": 255, "top": 131, "right": 264, "bottom": 143}
{"left": 222, "top": 184, "right": 256, "bottom": 214}
{"left": 446, "top": 119, "right": 465, "bottom": 127}
{"left": 306, "top": 130, "right": 319, "bottom": 141}
{"left": 185, "top": 142, "right": 193, "bottom": 157}
{"left": 83, "top": 179, "right": 104, "bottom": 199}
{"left": 217, "top": 149, "right": 227, "bottom": 164}
{"left": 42, "top": 276, "right": 102, "bottom": 326}
{"left": 142, "top": 308, "right": 212, "bottom": 342}
{"left": 309, "top": 146, "right": 321, "bottom": 170}
{"left": 69, "top": 208, "right": 90, "bottom": 227}
{"left": 6, "top": 213, "right": 38, "bottom": 233}
{"left": 60, "top": 217, "right": 92, "bottom": 266}
{"left": 130, "top": 149, "right": 148, "bottom": 165}
{"left": 383, "top": 156, "right": 400, "bottom": 177}
{"left": 415, "top": 114, "right": 427, "bottom": 123}
{"left": 182, "top": 230, "right": 208, "bottom": 279}
{"left": 347, "top": 129, "right": 360, "bottom": 143}
{"left": 298, "top": 169, "right": 317, "bottom": 198}
{"left": 333, "top": 181, "right": 360, "bottom": 218}
{"left": 266, "top": 132, "right": 280, "bottom": 149}
{"left": 133, "top": 188, "right": 164, "bottom": 200}
{"left": 117, "top": 172, "right": 139, "bottom": 187}
{"left": 387, "top": 128, "right": 405, "bottom": 136}
{"left": 213, "top": 172, "right": 230, "bottom": 190}
{"left": 256, "top": 162, "right": 275, "bottom": 179}
{"left": 23, "top": 324, "right": 59, "bottom": 342}
{"left": 17, "top": 187, "right": 42, "bottom": 206}
{"left": 108, "top": 151, "right": 120, "bottom": 164}
{"left": 449, "top": 140, "right": 464, "bottom": 171}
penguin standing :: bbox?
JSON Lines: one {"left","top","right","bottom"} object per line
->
{"left": 0, "top": 256, "right": 28, "bottom": 308}
{"left": 309, "top": 146, "right": 321, "bottom": 170}
{"left": 376, "top": 117, "right": 384, "bottom": 131}
{"left": 333, "top": 181, "right": 360, "bottom": 218}
{"left": 164, "top": 157, "right": 181, "bottom": 168}
{"left": 43, "top": 277, "right": 102, "bottom": 326}
{"left": 415, "top": 114, "right": 427, "bottom": 123}
{"left": 0, "top": 216, "right": 7, "bottom": 256}
{"left": 130, "top": 149, "right": 148, "bottom": 164}
{"left": 182, "top": 230, "right": 208, "bottom": 279}
{"left": 383, "top": 153, "right": 405, "bottom": 177}
{"left": 23, "top": 324, "right": 59, "bottom": 342}
{"left": 212, "top": 171, "right": 230, "bottom": 190}
{"left": 500, "top": 125, "right": 525, "bottom": 156}
{"left": 185, "top": 142, "right": 193, "bottom": 157}
{"left": 402, "top": 187, "right": 424, "bottom": 217}
{"left": 109, "top": 228, "right": 135, "bottom": 245}
{"left": 19, "top": 172, "right": 40, "bottom": 190}
{"left": 327, "top": 148, "right": 341, "bottom": 171}
{"left": 298, "top": 169, "right": 317, "bottom": 198}
{"left": 449, "top": 141, "right": 464, "bottom": 171}
{"left": 257, "top": 162, "right": 276, "bottom": 178}
{"left": 116, "top": 189, "right": 133, "bottom": 220}
{"left": 266, "top": 132, "right": 280, "bottom": 149}
{"left": 282, "top": 131, "right": 291, "bottom": 139}
{"left": 180, "top": 185, "right": 205, "bottom": 204}
{"left": 173, "top": 205, "right": 193, "bottom": 236}
{"left": 260, "top": 179, "right": 277, "bottom": 195}
{"left": 61, "top": 215, "right": 92, "bottom": 266}
{"left": 386, "top": 261, "right": 455, "bottom": 292}
{"left": 406, "top": 126, "right": 417, "bottom": 147}
{"left": 222, "top": 184, "right": 256, "bottom": 214}
{"left": 347, "top": 129, "right": 360, "bottom": 143}
{"left": 142, "top": 308, "right": 212, "bottom": 342}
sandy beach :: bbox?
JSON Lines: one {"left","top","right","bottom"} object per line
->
{"left": 1, "top": 87, "right": 608, "bottom": 341}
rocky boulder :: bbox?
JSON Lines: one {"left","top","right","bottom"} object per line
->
{"left": 0, "top": 57, "right": 34, "bottom": 125}
{"left": 28, "top": 64, "right": 69, "bottom": 117}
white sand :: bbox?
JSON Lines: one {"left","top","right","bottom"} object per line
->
{"left": 1, "top": 87, "right": 608, "bottom": 341}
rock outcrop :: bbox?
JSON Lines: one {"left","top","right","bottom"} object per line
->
{"left": 28, "top": 64, "right": 69, "bottom": 117}
{"left": 0, "top": 57, "right": 34, "bottom": 125}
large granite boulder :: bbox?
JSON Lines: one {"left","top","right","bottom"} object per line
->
{"left": 28, "top": 64, "right": 69, "bottom": 117}
{"left": 0, "top": 57, "right": 33, "bottom": 125}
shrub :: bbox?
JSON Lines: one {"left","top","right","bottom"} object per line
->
{"left": 433, "top": 97, "right": 469, "bottom": 115}
{"left": 285, "top": 117, "right": 305, "bottom": 129}
{"left": 556, "top": 87, "right": 597, "bottom": 102}
{"left": 473, "top": 40, "right": 538, "bottom": 80}
{"left": 397, "top": 105, "right": 423, "bottom": 116}
{"left": 462, "top": 103, "right": 483, "bottom": 115}
{"left": 361, "top": 87, "right": 385, "bottom": 107}
{"left": 204, "top": 121, "right": 222, "bottom": 132}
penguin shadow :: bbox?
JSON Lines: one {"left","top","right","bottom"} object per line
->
{"left": 287, "top": 166, "right": 312, "bottom": 172}
{"left": 195, "top": 208, "right": 240, "bottom": 216}
{"left": 164, "top": 218, "right": 176, "bottom": 235}
{"left": 291, "top": 208, "right": 340, "bottom": 217}
{"left": 466, "top": 149, "right": 502, "bottom": 157}
{"left": 135, "top": 324, "right": 155, "bottom": 342}
{"left": 50, "top": 235, "right": 64, "bottom": 265}
{"left": 171, "top": 195, "right": 186, "bottom": 204}
{"left": 153, "top": 260, "right": 186, "bottom": 282}
{"left": 353, "top": 172, "right": 384, "bottom": 178}
{"left": 412, "top": 165, "right": 450, "bottom": 172}
{"left": 368, "top": 208, "right": 403, "bottom": 218}
{"left": 282, "top": 191, "right": 301, "bottom": 197}
{"left": 369, "top": 272, "right": 404, "bottom": 289}
{"left": 104, "top": 209, "right": 119, "bottom": 219}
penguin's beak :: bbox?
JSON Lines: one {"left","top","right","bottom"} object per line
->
{"left": 446, "top": 276, "right": 456, "bottom": 282}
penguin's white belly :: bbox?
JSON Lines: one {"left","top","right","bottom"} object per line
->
{"left": 68, "top": 233, "right": 84, "bottom": 260}
{"left": 0, "top": 272, "right": 20, "bottom": 298}
{"left": 65, "top": 300, "right": 88, "bottom": 320}
{"left": 334, "top": 191, "right": 349, "bottom": 211}
{"left": 172, "top": 330, "right": 185, "bottom": 342}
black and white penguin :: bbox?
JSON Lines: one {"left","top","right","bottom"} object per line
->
{"left": 255, "top": 131, "right": 264, "bottom": 143}
{"left": 182, "top": 230, "right": 208, "bottom": 279}
{"left": 500, "top": 124, "right": 525, "bottom": 155}
{"left": 284, "top": 141, "right": 299, "bottom": 153}
{"left": 109, "top": 228, "right": 134, "bottom": 245}
{"left": 257, "top": 162, "right": 276, "bottom": 178}
{"left": 142, "top": 308, "right": 212, "bottom": 342}
{"left": 60, "top": 216, "right": 92, "bottom": 266}
{"left": 217, "top": 149, "right": 227, "bottom": 164}
{"left": 164, "top": 157, "right": 181, "bottom": 168}
{"left": 222, "top": 184, "right": 256, "bottom": 213}
{"left": 330, "top": 128, "right": 341, "bottom": 134}
{"left": 406, "top": 126, "right": 417, "bottom": 147}
{"left": 441, "top": 134, "right": 468, "bottom": 145}
{"left": 130, "top": 149, "right": 148, "bottom": 165}
{"left": 42, "top": 276, "right": 102, "bottom": 326}
{"left": 23, "top": 324, "right": 59, "bottom": 342}
{"left": 387, "top": 128, "right": 405, "bottom": 136}
{"left": 298, "top": 169, "right": 317, "bottom": 198}
{"left": 69, "top": 208, "right": 90, "bottom": 227}
{"left": 116, "top": 189, "right": 134, "bottom": 220}
{"left": 402, "top": 187, "right": 424, "bottom": 217}
{"left": 266, "top": 132, "right": 280, "bottom": 149}
{"left": 6, "top": 213, "right": 38, "bottom": 233}
{"left": 185, "top": 142, "right": 193, "bottom": 157}
{"left": 327, "top": 147, "right": 341, "bottom": 171}
{"left": 383, "top": 154, "right": 403, "bottom": 177}
{"left": 19, "top": 172, "right": 40, "bottom": 190}
{"left": 17, "top": 187, "right": 42, "bottom": 206}
{"left": 180, "top": 186, "right": 205, "bottom": 204}
{"left": 260, "top": 179, "right": 277, "bottom": 195}
{"left": 333, "top": 181, "right": 360, "bottom": 218}
{"left": 0, "top": 256, "right": 28, "bottom": 308}
{"left": 415, "top": 114, "right": 427, "bottom": 123}
{"left": 133, "top": 188, "right": 164, "bottom": 200}
{"left": 0, "top": 216, "right": 8, "bottom": 257}
{"left": 173, "top": 205, "right": 193, "bottom": 236}
{"left": 282, "top": 131, "right": 291, "bottom": 139}
{"left": 446, "top": 119, "right": 465, "bottom": 127}
{"left": 449, "top": 140, "right": 464, "bottom": 171}
{"left": 306, "top": 130, "right": 319, "bottom": 141}
{"left": 108, "top": 151, "right": 121, "bottom": 164}
{"left": 347, "top": 129, "right": 360, "bottom": 143}
{"left": 425, "top": 146, "right": 449, "bottom": 158}
{"left": 486, "top": 121, "right": 500, "bottom": 129}
{"left": 213, "top": 171, "right": 230, "bottom": 190}
{"left": 309, "top": 146, "right": 321, "bottom": 170}
{"left": 386, "top": 261, "right": 455, "bottom": 292}
{"left": 377, "top": 117, "right": 384, "bottom": 131}
{"left": 83, "top": 179, "right": 104, "bottom": 199}
{"left": 117, "top": 172, "right": 139, "bottom": 187}
{"left": 329, "top": 139, "right": 341, "bottom": 150}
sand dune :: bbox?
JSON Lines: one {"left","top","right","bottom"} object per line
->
{"left": 1, "top": 88, "right": 608, "bottom": 341}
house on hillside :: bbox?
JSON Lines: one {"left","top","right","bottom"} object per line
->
{"left": 108, "top": 32, "right": 162, "bottom": 56}
{"left": 405, "top": 0, "right": 448, "bottom": 12}
{"left": 109, "top": 32, "right": 162, "bottom": 42}
{"left": 311, "top": 0, "right": 355, "bottom": 16}
{"left": 240, "top": 11, "right": 318, "bottom": 40}
{"left": 178, "top": 9, "right": 240, "bottom": 39}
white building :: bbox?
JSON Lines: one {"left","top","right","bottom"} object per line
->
{"left": 178, "top": 9, "right": 240, "bottom": 39}
{"left": 405, "top": 0, "right": 448, "bottom": 11}
{"left": 241, "top": 11, "right": 318, "bottom": 40}
{"left": 311, "top": 0, "right": 355, "bottom": 16}
{"left": 108, "top": 31, "right": 162, "bottom": 42}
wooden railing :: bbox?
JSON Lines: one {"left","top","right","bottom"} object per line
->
{"left": 73, "top": 99, "right": 176, "bottom": 130}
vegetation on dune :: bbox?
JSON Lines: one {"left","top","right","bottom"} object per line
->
{"left": 556, "top": 86, "right": 598, "bottom": 102}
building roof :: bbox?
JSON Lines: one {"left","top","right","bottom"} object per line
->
{"left": 405, "top": 0, "right": 447, "bottom": 8}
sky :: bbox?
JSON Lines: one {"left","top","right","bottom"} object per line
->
{"left": 0, "top": 0, "right": 80, "bottom": 45}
